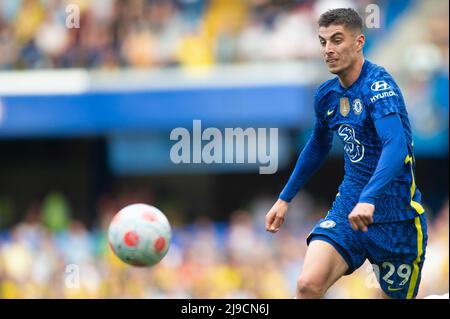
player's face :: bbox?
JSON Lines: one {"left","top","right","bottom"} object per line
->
{"left": 318, "top": 24, "right": 363, "bottom": 75}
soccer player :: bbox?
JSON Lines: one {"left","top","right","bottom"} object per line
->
{"left": 265, "top": 8, "right": 427, "bottom": 299}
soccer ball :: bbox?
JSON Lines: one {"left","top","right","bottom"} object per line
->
{"left": 108, "top": 203, "right": 171, "bottom": 267}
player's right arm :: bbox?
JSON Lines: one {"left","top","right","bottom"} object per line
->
{"left": 266, "top": 93, "right": 334, "bottom": 233}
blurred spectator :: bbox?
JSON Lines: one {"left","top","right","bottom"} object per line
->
{"left": 41, "top": 191, "right": 71, "bottom": 233}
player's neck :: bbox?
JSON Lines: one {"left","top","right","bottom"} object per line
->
{"left": 338, "top": 57, "right": 365, "bottom": 89}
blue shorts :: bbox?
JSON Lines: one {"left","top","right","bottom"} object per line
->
{"left": 306, "top": 212, "right": 428, "bottom": 299}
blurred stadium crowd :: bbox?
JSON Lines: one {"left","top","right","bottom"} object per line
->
{"left": 0, "top": 190, "right": 448, "bottom": 298}
{"left": 0, "top": 0, "right": 416, "bottom": 69}
{"left": 0, "top": 0, "right": 331, "bottom": 69}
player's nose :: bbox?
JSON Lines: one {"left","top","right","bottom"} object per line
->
{"left": 324, "top": 43, "right": 336, "bottom": 55}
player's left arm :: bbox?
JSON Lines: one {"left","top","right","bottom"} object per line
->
{"left": 349, "top": 75, "right": 408, "bottom": 231}
{"left": 349, "top": 114, "right": 408, "bottom": 231}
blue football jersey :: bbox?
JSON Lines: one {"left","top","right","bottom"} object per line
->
{"left": 315, "top": 59, "right": 424, "bottom": 223}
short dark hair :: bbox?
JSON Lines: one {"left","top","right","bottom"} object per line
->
{"left": 318, "top": 8, "right": 363, "bottom": 32}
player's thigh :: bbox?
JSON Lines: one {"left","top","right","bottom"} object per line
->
{"left": 366, "top": 214, "right": 428, "bottom": 299}
{"left": 300, "top": 239, "right": 349, "bottom": 290}
{"left": 302, "top": 215, "right": 367, "bottom": 290}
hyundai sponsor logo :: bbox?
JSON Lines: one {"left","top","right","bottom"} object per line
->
{"left": 370, "top": 81, "right": 391, "bottom": 92}
{"left": 370, "top": 91, "right": 396, "bottom": 103}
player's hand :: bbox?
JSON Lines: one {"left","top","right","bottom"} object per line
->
{"left": 265, "top": 199, "right": 289, "bottom": 233}
{"left": 348, "top": 203, "right": 374, "bottom": 232}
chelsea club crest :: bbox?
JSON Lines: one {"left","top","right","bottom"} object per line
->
{"left": 353, "top": 98, "right": 363, "bottom": 115}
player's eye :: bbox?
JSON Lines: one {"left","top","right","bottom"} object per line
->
{"left": 320, "top": 40, "right": 326, "bottom": 46}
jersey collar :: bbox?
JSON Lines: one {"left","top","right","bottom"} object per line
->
{"left": 332, "top": 59, "right": 371, "bottom": 94}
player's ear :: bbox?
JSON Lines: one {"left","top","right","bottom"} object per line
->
{"left": 355, "top": 33, "right": 365, "bottom": 52}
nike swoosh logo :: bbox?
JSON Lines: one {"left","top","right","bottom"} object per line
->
{"left": 387, "top": 286, "right": 404, "bottom": 292}
{"left": 327, "top": 108, "right": 335, "bottom": 116}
